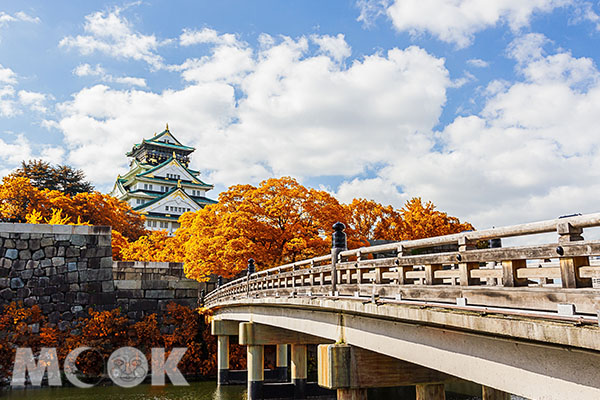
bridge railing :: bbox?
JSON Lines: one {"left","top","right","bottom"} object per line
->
{"left": 205, "top": 212, "right": 600, "bottom": 316}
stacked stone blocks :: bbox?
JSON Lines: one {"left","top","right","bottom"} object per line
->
{"left": 112, "top": 261, "right": 206, "bottom": 320}
{"left": 0, "top": 223, "right": 206, "bottom": 329}
{"left": 0, "top": 223, "right": 114, "bottom": 331}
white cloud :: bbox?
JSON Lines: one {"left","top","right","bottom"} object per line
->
{"left": 180, "top": 28, "right": 239, "bottom": 47}
{"left": 0, "top": 133, "right": 32, "bottom": 164}
{"left": 51, "top": 25, "right": 600, "bottom": 232}
{"left": 59, "top": 7, "right": 166, "bottom": 68}
{"left": 0, "top": 64, "right": 16, "bottom": 84}
{"left": 173, "top": 28, "right": 254, "bottom": 84}
{"left": 348, "top": 34, "right": 600, "bottom": 228}
{"left": 310, "top": 34, "right": 352, "bottom": 63}
{"left": 53, "top": 34, "right": 450, "bottom": 189}
{"left": 356, "top": 0, "right": 391, "bottom": 27}
{"left": 54, "top": 83, "right": 236, "bottom": 183}
{"left": 336, "top": 177, "right": 408, "bottom": 207}
{"left": 13, "top": 11, "right": 40, "bottom": 24}
{"left": 18, "top": 90, "right": 50, "bottom": 113}
{"left": 0, "top": 10, "right": 40, "bottom": 27}
{"left": 73, "top": 63, "right": 105, "bottom": 77}
{"left": 383, "top": 0, "right": 571, "bottom": 47}
{"left": 467, "top": 58, "right": 489, "bottom": 68}
{"left": 39, "top": 145, "right": 65, "bottom": 164}
{"left": 0, "top": 85, "right": 18, "bottom": 117}
{"left": 73, "top": 63, "right": 146, "bottom": 87}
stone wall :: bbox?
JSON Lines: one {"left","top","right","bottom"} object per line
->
{"left": 0, "top": 223, "right": 210, "bottom": 329}
{"left": 0, "top": 223, "right": 115, "bottom": 330}
{"left": 112, "top": 261, "right": 213, "bottom": 320}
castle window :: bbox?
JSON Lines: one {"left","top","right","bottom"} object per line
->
{"left": 144, "top": 184, "right": 148, "bottom": 190}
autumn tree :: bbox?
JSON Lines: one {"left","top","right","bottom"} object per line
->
{"left": 393, "top": 197, "right": 473, "bottom": 240}
{"left": 11, "top": 160, "right": 94, "bottom": 195}
{"left": 345, "top": 198, "right": 399, "bottom": 244}
{"left": 180, "top": 177, "right": 355, "bottom": 281}
{"left": 0, "top": 176, "right": 48, "bottom": 222}
{"left": 0, "top": 175, "right": 146, "bottom": 241}
{"left": 119, "top": 230, "right": 185, "bottom": 262}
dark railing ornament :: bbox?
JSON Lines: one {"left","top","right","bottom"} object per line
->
{"left": 331, "top": 222, "right": 348, "bottom": 295}
{"left": 247, "top": 258, "right": 255, "bottom": 298}
{"left": 332, "top": 222, "right": 347, "bottom": 249}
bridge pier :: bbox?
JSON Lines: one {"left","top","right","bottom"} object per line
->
{"left": 482, "top": 386, "right": 510, "bottom": 400}
{"left": 416, "top": 383, "right": 445, "bottom": 400}
{"left": 240, "top": 322, "right": 333, "bottom": 399}
{"left": 276, "top": 344, "right": 288, "bottom": 382}
{"left": 211, "top": 320, "right": 240, "bottom": 385}
{"left": 291, "top": 344, "right": 307, "bottom": 398}
{"left": 248, "top": 344, "right": 264, "bottom": 399}
{"left": 217, "top": 335, "right": 229, "bottom": 384}
{"left": 318, "top": 343, "right": 449, "bottom": 399}
{"left": 337, "top": 388, "right": 367, "bottom": 400}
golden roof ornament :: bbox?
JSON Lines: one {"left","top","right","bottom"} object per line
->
{"left": 177, "top": 179, "right": 182, "bottom": 188}
{"left": 173, "top": 151, "right": 176, "bottom": 159}
{"left": 165, "top": 122, "right": 169, "bottom": 131}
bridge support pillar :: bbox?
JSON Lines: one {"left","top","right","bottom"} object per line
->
{"left": 248, "top": 344, "right": 264, "bottom": 400}
{"left": 337, "top": 388, "right": 367, "bottom": 400}
{"left": 416, "top": 383, "right": 445, "bottom": 400}
{"left": 217, "top": 336, "right": 229, "bottom": 385}
{"left": 482, "top": 386, "right": 510, "bottom": 400}
{"left": 318, "top": 343, "right": 449, "bottom": 396}
{"left": 291, "top": 344, "right": 307, "bottom": 398}
{"left": 211, "top": 320, "right": 239, "bottom": 385}
{"left": 276, "top": 344, "right": 288, "bottom": 382}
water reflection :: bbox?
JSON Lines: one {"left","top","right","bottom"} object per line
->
{"left": 0, "top": 381, "right": 246, "bottom": 400}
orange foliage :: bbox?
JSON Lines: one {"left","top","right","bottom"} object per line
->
{"left": 0, "top": 176, "right": 48, "bottom": 222}
{"left": 344, "top": 197, "right": 473, "bottom": 242}
{"left": 180, "top": 177, "right": 356, "bottom": 281}
{"left": 0, "top": 303, "right": 61, "bottom": 380}
{"left": 0, "top": 302, "right": 233, "bottom": 383}
{"left": 345, "top": 198, "right": 399, "bottom": 243}
{"left": 179, "top": 178, "right": 473, "bottom": 282}
{"left": 119, "top": 230, "right": 185, "bottom": 262}
{"left": 0, "top": 175, "right": 146, "bottom": 244}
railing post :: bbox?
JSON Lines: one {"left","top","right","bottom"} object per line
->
{"left": 331, "top": 222, "right": 347, "bottom": 295}
{"left": 557, "top": 222, "right": 591, "bottom": 288}
{"left": 458, "top": 237, "right": 478, "bottom": 286}
{"left": 247, "top": 258, "right": 255, "bottom": 297}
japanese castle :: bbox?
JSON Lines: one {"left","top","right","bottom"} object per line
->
{"left": 110, "top": 124, "right": 217, "bottom": 234}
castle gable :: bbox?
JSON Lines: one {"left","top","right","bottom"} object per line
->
{"left": 137, "top": 188, "right": 201, "bottom": 215}
{"left": 138, "top": 157, "right": 201, "bottom": 184}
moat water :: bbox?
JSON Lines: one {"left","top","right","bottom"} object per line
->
{"left": 0, "top": 382, "right": 487, "bottom": 400}
{"left": 0, "top": 381, "right": 247, "bottom": 400}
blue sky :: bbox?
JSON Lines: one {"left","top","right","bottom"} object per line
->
{"left": 2, "top": 0, "right": 600, "bottom": 229}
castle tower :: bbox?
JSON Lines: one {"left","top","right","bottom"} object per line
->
{"left": 109, "top": 125, "right": 217, "bottom": 234}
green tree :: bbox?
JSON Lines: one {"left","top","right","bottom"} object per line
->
{"left": 11, "top": 160, "right": 94, "bottom": 195}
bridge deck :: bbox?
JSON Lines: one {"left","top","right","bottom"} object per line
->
{"left": 206, "top": 212, "right": 600, "bottom": 400}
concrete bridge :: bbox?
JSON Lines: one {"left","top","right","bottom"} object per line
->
{"left": 204, "top": 213, "right": 600, "bottom": 400}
